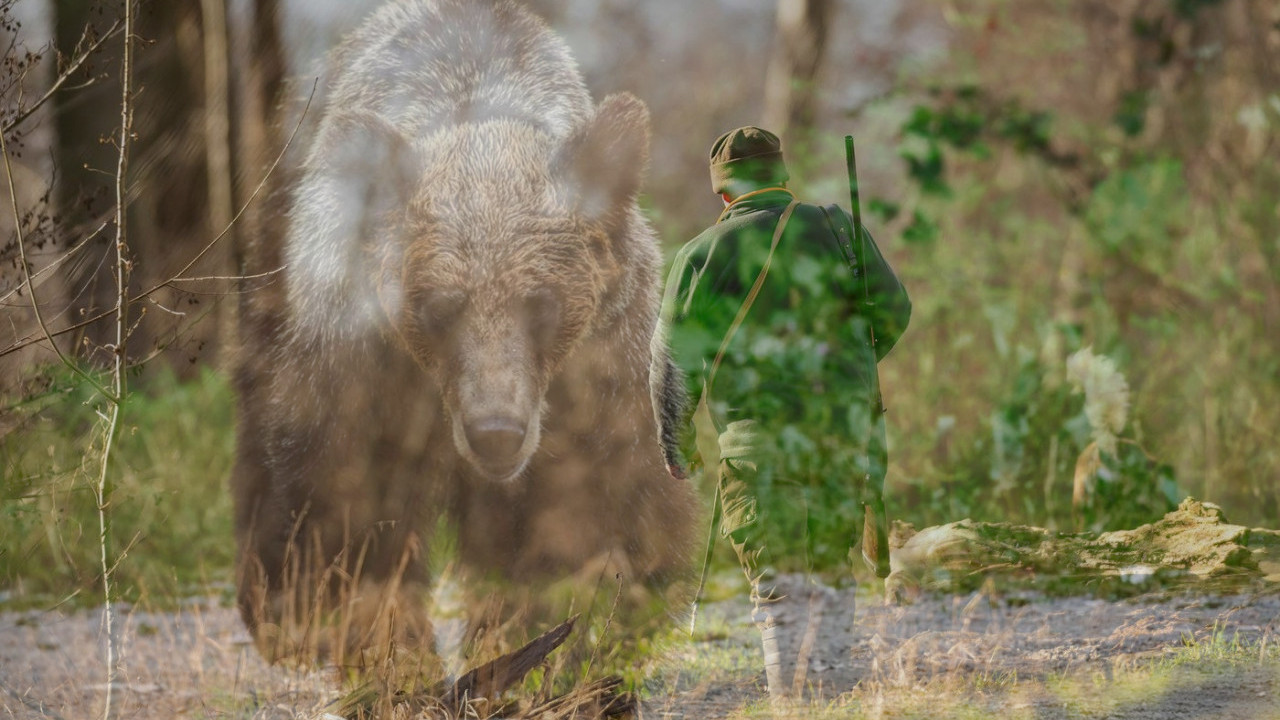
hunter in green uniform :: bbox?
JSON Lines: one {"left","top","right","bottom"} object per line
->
{"left": 658, "top": 127, "right": 910, "bottom": 699}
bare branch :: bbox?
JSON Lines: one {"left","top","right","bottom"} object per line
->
{"left": 153, "top": 78, "right": 317, "bottom": 290}
{"left": 145, "top": 296, "right": 186, "bottom": 317}
{"left": 164, "top": 267, "right": 286, "bottom": 284}
{"left": 1, "top": 19, "right": 125, "bottom": 136}
{"left": 0, "top": 106, "right": 115, "bottom": 400}
{"left": 0, "top": 79, "right": 317, "bottom": 360}
{"left": 0, "top": 218, "right": 111, "bottom": 308}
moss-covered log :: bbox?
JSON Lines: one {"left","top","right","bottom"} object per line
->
{"left": 887, "top": 498, "right": 1280, "bottom": 601}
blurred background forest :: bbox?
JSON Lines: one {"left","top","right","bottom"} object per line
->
{"left": 1, "top": 0, "right": 1278, "bottom": 599}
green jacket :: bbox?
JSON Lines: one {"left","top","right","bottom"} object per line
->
{"left": 659, "top": 188, "right": 910, "bottom": 497}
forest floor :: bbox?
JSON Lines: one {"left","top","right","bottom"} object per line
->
{"left": 1, "top": 574, "right": 1277, "bottom": 719}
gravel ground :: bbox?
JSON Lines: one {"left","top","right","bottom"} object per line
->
{"left": 0, "top": 598, "right": 334, "bottom": 719}
{"left": 2, "top": 578, "right": 1278, "bottom": 719}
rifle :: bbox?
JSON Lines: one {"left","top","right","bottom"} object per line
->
{"left": 844, "top": 135, "right": 891, "bottom": 579}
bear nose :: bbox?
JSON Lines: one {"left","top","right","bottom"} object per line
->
{"left": 465, "top": 417, "right": 527, "bottom": 461}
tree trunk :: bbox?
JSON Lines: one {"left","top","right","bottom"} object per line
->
{"left": 128, "top": 2, "right": 222, "bottom": 371}
{"left": 762, "top": 0, "right": 832, "bottom": 157}
{"left": 51, "top": 0, "right": 121, "bottom": 360}
{"left": 51, "top": 1, "right": 223, "bottom": 372}
{"left": 201, "top": 0, "right": 236, "bottom": 365}
{"left": 229, "top": 0, "right": 286, "bottom": 346}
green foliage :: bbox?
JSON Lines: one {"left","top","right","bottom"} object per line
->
{"left": 932, "top": 333, "right": 1173, "bottom": 532}
{"left": 899, "top": 129, "right": 951, "bottom": 197}
{"left": 1084, "top": 158, "right": 1187, "bottom": 256}
{"left": 859, "top": 12, "right": 1280, "bottom": 532}
{"left": 867, "top": 0, "right": 1280, "bottom": 536}
{"left": 900, "top": 86, "right": 1057, "bottom": 198}
{"left": 1169, "top": 0, "right": 1227, "bottom": 20}
{"left": 866, "top": 197, "right": 900, "bottom": 224}
{"left": 1113, "top": 90, "right": 1149, "bottom": 137}
{"left": 887, "top": 86, "right": 1061, "bottom": 258}
{"left": 901, "top": 210, "right": 939, "bottom": 246}
{"left": 1083, "top": 445, "right": 1180, "bottom": 532}
{"left": 0, "top": 366, "right": 237, "bottom": 606}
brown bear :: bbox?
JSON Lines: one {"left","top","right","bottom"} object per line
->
{"left": 230, "top": 0, "right": 696, "bottom": 663}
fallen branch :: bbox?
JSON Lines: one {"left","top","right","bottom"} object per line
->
{"left": 332, "top": 615, "right": 636, "bottom": 719}
{"left": 443, "top": 615, "right": 577, "bottom": 710}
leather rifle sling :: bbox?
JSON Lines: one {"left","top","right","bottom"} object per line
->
{"left": 689, "top": 200, "right": 799, "bottom": 632}
{"left": 703, "top": 199, "right": 800, "bottom": 405}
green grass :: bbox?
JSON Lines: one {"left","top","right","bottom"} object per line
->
{"left": 1042, "top": 632, "right": 1280, "bottom": 717}
{"left": 0, "top": 365, "right": 238, "bottom": 608}
{"left": 1161, "top": 621, "right": 1280, "bottom": 668}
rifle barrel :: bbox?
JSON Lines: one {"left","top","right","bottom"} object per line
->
{"left": 844, "top": 135, "right": 863, "bottom": 235}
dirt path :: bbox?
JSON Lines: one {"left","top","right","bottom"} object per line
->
{"left": 2, "top": 579, "right": 1278, "bottom": 718}
{"left": 645, "top": 574, "right": 1280, "bottom": 718}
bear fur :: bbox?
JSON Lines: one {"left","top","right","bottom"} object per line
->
{"left": 231, "top": 0, "right": 696, "bottom": 661}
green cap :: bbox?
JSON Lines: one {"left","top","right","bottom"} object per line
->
{"left": 709, "top": 126, "right": 789, "bottom": 194}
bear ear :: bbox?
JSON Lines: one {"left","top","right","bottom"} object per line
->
{"left": 553, "top": 92, "right": 651, "bottom": 229}
{"left": 323, "top": 111, "right": 420, "bottom": 243}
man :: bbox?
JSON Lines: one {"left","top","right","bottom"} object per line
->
{"left": 657, "top": 126, "right": 910, "bottom": 700}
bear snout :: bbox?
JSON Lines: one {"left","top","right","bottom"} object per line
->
{"left": 464, "top": 416, "right": 527, "bottom": 463}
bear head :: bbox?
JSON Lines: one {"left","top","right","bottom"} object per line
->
{"left": 288, "top": 94, "right": 652, "bottom": 483}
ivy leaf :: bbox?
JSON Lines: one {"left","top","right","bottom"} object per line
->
{"left": 1113, "top": 90, "right": 1148, "bottom": 137}
{"left": 867, "top": 197, "right": 900, "bottom": 223}
{"left": 902, "top": 141, "right": 950, "bottom": 196}
{"left": 902, "top": 210, "right": 939, "bottom": 245}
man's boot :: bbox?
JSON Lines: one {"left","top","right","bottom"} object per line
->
{"left": 753, "top": 607, "right": 788, "bottom": 703}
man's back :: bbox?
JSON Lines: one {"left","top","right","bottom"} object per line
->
{"left": 664, "top": 189, "right": 884, "bottom": 427}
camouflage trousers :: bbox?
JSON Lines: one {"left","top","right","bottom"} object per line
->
{"left": 711, "top": 419, "right": 863, "bottom": 702}
{"left": 712, "top": 415, "right": 888, "bottom": 583}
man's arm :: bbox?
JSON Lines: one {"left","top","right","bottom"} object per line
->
{"left": 650, "top": 246, "right": 699, "bottom": 477}
{"left": 655, "top": 350, "right": 688, "bottom": 476}
{"left": 828, "top": 207, "right": 912, "bottom": 361}
{"left": 857, "top": 221, "right": 911, "bottom": 360}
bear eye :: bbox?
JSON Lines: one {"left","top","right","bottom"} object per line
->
{"left": 524, "top": 289, "right": 560, "bottom": 348}
{"left": 421, "top": 291, "right": 466, "bottom": 334}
